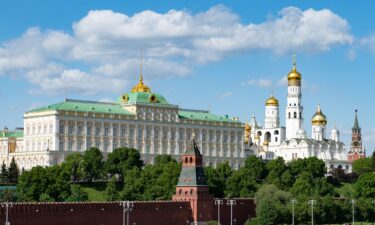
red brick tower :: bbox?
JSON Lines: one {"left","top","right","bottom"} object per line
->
{"left": 173, "top": 138, "right": 214, "bottom": 224}
{"left": 348, "top": 110, "right": 366, "bottom": 161}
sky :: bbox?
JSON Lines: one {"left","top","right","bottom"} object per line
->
{"left": 1, "top": 0, "right": 375, "bottom": 155}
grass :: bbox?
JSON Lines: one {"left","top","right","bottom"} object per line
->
{"left": 335, "top": 182, "right": 356, "bottom": 198}
{"left": 78, "top": 182, "right": 107, "bottom": 201}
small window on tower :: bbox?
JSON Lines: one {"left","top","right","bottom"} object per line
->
{"left": 294, "top": 112, "right": 297, "bottom": 118}
{"left": 288, "top": 112, "right": 291, "bottom": 118}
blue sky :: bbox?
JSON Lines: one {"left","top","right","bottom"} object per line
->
{"left": 1, "top": 0, "right": 375, "bottom": 155}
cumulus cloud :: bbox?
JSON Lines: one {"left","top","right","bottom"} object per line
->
{"left": 242, "top": 78, "right": 273, "bottom": 88}
{"left": 0, "top": 5, "right": 353, "bottom": 95}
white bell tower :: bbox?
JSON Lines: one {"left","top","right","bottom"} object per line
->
{"left": 286, "top": 57, "right": 304, "bottom": 139}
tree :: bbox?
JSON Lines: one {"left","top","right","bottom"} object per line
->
{"left": 0, "top": 189, "right": 16, "bottom": 202}
{"left": 266, "top": 157, "right": 287, "bottom": 189}
{"left": 225, "top": 168, "right": 258, "bottom": 198}
{"left": 121, "top": 167, "right": 142, "bottom": 200}
{"left": 105, "top": 148, "right": 143, "bottom": 181}
{"left": 290, "top": 172, "right": 314, "bottom": 197}
{"left": 254, "top": 184, "right": 290, "bottom": 225}
{"left": 8, "top": 157, "right": 20, "bottom": 183}
{"left": 105, "top": 176, "right": 119, "bottom": 201}
{"left": 82, "top": 148, "right": 104, "bottom": 182}
{"left": 205, "top": 162, "right": 232, "bottom": 197}
{"left": 355, "top": 172, "right": 375, "bottom": 199}
{"left": 66, "top": 185, "right": 88, "bottom": 202}
{"left": 372, "top": 151, "right": 375, "bottom": 172}
{"left": 63, "top": 153, "right": 83, "bottom": 183}
{"left": 353, "top": 157, "right": 373, "bottom": 175}
{"left": 0, "top": 161, "right": 8, "bottom": 183}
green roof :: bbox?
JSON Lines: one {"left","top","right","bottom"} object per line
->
{"left": 28, "top": 99, "right": 133, "bottom": 115}
{"left": 177, "top": 167, "right": 208, "bottom": 186}
{"left": 1, "top": 131, "right": 23, "bottom": 138}
{"left": 178, "top": 110, "right": 239, "bottom": 123}
{"left": 118, "top": 92, "right": 170, "bottom": 105}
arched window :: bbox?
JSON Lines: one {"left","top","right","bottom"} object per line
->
{"left": 274, "top": 130, "right": 279, "bottom": 135}
{"left": 275, "top": 137, "right": 278, "bottom": 142}
{"left": 294, "top": 112, "right": 297, "bottom": 118}
{"left": 190, "top": 189, "right": 193, "bottom": 195}
{"left": 190, "top": 157, "right": 193, "bottom": 163}
{"left": 185, "top": 157, "right": 188, "bottom": 164}
{"left": 179, "top": 189, "right": 182, "bottom": 195}
{"left": 288, "top": 112, "right": 291, "bottom": 118}
{"left": 299, "top": 112, "right": 302, "bottom": 119}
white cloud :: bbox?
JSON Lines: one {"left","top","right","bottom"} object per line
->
{"left": 0, "top": 5, "right": 353, "bottom": 95}
{"left": 243, "top": 78, "right": 273, "bottom": 88}
{"left": 218, "top": 91, "right": 233, "bottom": 99}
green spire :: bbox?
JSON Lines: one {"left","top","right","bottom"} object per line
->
{"left": 353, "top": 109, "right": 360, "bottom": 131}
{"left": 185, "top": 136, "right": 201, "bottom": 155}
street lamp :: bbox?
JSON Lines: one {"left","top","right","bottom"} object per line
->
{"left": 308, "top": 200, "right": 316, "bottom": 225}
{"left": 290, "top": 199, "right": 297, "bottom": 225}
{"left": 227, "top": 199, "right": 236, "bottom": 225}
{"left": 1, "top": 202, "right": 13, "bottom": 225}
{"left": 215, "top": 199, "right": 223, "bottom": 225}
{"left": 120, "top": 201, "right": 134, "bottom": 225}
{"left": 350, "top": 199, "right": 355, "bottom": 225}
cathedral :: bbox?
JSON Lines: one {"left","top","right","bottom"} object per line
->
{"left": 245, "top": 61, "right": 359, "bottom": 172}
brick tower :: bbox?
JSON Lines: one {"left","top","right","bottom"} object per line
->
{"left": 173, "top": 138, "right": 214, "bottom": 224}
{"left": 348, "top": 110, "right": 366, "bottom": 161}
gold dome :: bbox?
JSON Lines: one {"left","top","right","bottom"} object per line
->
{"left": 265, "top": 95, "right": 279, "bottom": 106}
{"left": 245, "top": 123, "right": 251, "bottom": 131}
{"left": 287, "top": 57, "right": 302, "bottom": 86}
{"left": 312, "top": 105, "right": 327, "bottom": 125}
{"left": 131, "top": 74, "right": 151, "bottom": 93}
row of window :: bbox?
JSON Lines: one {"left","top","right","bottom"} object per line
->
{"left": 58, "top": 124, "right": 242, "bottom": 143}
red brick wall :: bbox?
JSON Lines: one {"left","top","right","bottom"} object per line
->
{"left": 0, "top": 201, "right": 193, "bottom": 225}
{"left": 0, "top": 199, "right": 255, "bottom": 225}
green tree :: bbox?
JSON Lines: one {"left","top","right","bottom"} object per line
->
{"left": 289, "top": 157, "right": 325, "bottom": 179}
{"left": 66, "top": 185, "right": 88, "bottom": 202}
{"left": 266, "top": 157, "right": 287, "bottom": 189}
{"left": 141, "top": 155, "right": 181, "bottom": 200}
{"left": 225, "top": 168, "right": 258, "bottom": 198}
{"left": 0, "top": 161, "right": 8, "bottom": 183}
{"left": 105, "top": 148, "right": 143, "bottom": 181}
{"left": 82, "top": 147, "right": 104, "bottom": 182}
{"left": 8, "top": 157, "right": 20, "bottom": 183}
{"left": 290, "top": 172, "right": 314, "bottom": 197}
{"left": 16, "top": 166, "right": 48, "bottom": 201}
{"left": 121, "top": 167, "right": 142, "bottom": 200}
{"left": 105, "top": 176, "right": 119, "bottom": 201}
{"left": 255, "top": 184, "right": 290, "bottom": 225}
{"left": 0, "top": 189, "right": 16, "bottom": 202}
{"left": 372, "top": 151, "right": 375, "bottom": 172}
{"left": 205, "top": 162, "right": 232, "bottom": 197}
{"left": 353, "top": 157, "right": 373, "bottom": 175}
{"left": 63, "top": 153, "right": 83, "bottom": 183}
{"left": 39, "top": 193, "right": 54, "bottom": 202}
{"left": 355, "top": 172, "right": 375, "bottom": 198}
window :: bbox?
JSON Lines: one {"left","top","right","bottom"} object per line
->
{"left": 68, "top": 141, "right": 73, "bottom": 151}
{"left": 129, "top": 128, "right": 134, "bottom": 138}
{"left": 146, "top": 128, "right": 151, "bottom": 138}
{"left": 77, "top": 141, "right": 83, "bottom": 151}
{"left": 104, "top": 127, "right": 109, "bottom": 136}
{"left": 104, "top": 141, "right": 109, "bottom": 152}
{"left": 87, "top": 126, "right": 92, "bottom": 135}
{"left": 294, "top": 112, "right": 297, "bottom": 118}
{"left": 154, "top": 129, "right": 159, "bottom": 139}
{"left": 187, "top": 132, "right": 191, "bottom": 140}
{"left": 44, "top": 125, "right": 47, "bottom": 134}
{"left": 59, "top": 141, "right": 64, "bottom": 150}
{"left": 113, "top": 127, "right": 118, "bottom": 137}
{"left": 113, "top": 142, "right": 117, "bottom": 149}
{"left": 202, "top": 133, "right": 206, "bottom": 142}
{"left": 163, "top": 129, "right": 168, "bottom": 140}
{"left": 171, "top": 131, "right": 175, "bottom": 140}
{"left": 77, "top": 125, "right": 83, "bottom": 135}
{"left": 138, "top": 128, "right": 143, "bottom": 139}
{"left": 121, "top": 127, "right": 126, "bottom": 136}
{"left": 300, "top": 112, "right": 302, "bottom": 119}
{"left": 49, "top": 125, "right": 53, "bottom": 134}
{"left": 59, "top": 124, "right": 65, "bottom": 134}
{"left": 86, "top": 140, "right": 91, "bottom": 149}
{"left": 223, "top": 134, "right": 228, "bottom": 143}
{"left": 95, "top": 141, "right": 100, "bottom": 148}
{"left": 68, "top": 125, "right": 74, "bottom": 134}
{"left": 288, "top": 112, "right": 291, "bottom": 118}
{"left": 95, "top": 126, "right": 100, "bottom": 136}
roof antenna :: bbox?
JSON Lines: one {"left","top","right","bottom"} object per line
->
{"left": 64, "top": 87, "right": 67, "bottom": 102}
{"left": 139, "top": 48, "right": 143, "bottom": 82}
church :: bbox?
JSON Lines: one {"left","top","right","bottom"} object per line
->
{"left": 245, "top": 60, "right": 362, "bottom": 172}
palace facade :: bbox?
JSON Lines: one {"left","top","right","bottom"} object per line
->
{"left": 1, "top": 74, "right": 246, "bottom": 170}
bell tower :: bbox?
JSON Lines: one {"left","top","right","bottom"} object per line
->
{"left": 172, "top": 137, "right": 214, "bottom": 224}
{"left": 348, "top": 110, "right": 365, "bottom": 162}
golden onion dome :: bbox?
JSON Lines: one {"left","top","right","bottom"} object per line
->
{"left": 265, "top": 95, "right": 279, "bottom": 106}
{"left": 131, "top": 74, "right": 151, "bottom": 93}
{"left": 311, "top": 105, "right": 327, "bottom": 125}
{"left": 288, "top": 64, "right": 302, "bottom": 81}
{"left": 245, "top": 123, "right": 251, "bottom": 131}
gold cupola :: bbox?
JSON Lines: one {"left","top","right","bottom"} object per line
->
{"left": 287, "top": 55, "right": 302, "bottom": 86}
{"left": 311, "top": 104, "right": 327, "bottom": 125}
{"left": 131, "top": 74, "right": 151, "bottom": 93}
{"left": 265, "top": 94, "right": 279, "bottom": 106}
